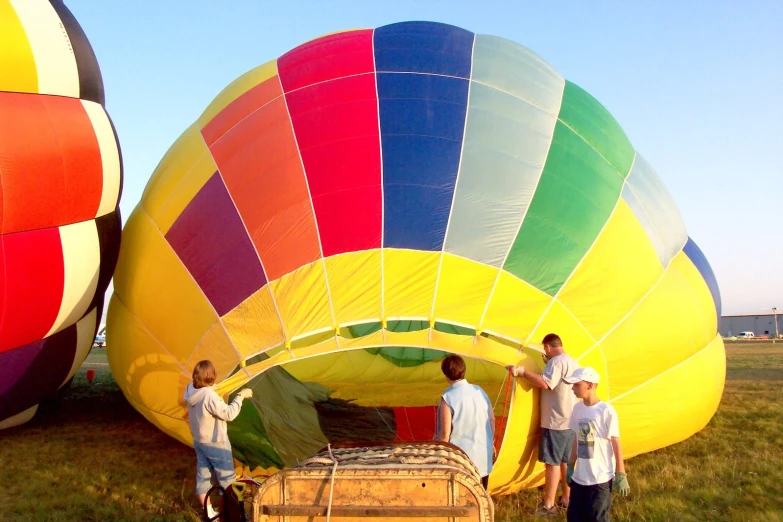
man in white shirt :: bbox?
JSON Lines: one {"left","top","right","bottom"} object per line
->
{"left": 509, "top": 333, "right": 579, "bottom": 516}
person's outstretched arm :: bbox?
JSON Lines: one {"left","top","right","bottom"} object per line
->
{"left": 435, "top": 398, "right": 452, "bottom": 442}
{"left": 507, "top": 365, "right": 550, "bottom": 390}
{"left": 206, "top": 388, "right": 252, "bottom": 422}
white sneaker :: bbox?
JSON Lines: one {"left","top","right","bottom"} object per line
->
{"left": 206, "top": 502, "right": 217, "bottom": 520}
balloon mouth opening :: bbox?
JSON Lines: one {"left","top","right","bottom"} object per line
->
{"left": 228, "top": 347, "right": 513, "bottom": 472}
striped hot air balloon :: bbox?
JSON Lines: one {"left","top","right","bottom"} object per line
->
{"left": 0, "top": 0, "right": 122, "bottom": 429}
{"left": 108, "top": 22, "right": 723, "bottom": 493}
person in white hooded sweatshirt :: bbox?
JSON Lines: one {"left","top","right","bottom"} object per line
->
{"left": 184, "top": 359, "right": 253, "bottom": 519}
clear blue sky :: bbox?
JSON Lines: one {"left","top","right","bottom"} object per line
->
{"left": 63, "top": 0, "right": 782, "bottom": 316}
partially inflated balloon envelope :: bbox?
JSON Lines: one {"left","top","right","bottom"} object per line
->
{"left": 0, "top": 0, "right": 122, "bottom": 429}
{"left": 108, "top": 22, "right": 724, "bottom": 493}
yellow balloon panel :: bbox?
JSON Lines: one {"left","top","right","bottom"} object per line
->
{"left": 383, "top": 249, "right": 439, "bottom": 319}
{"left": 270, "top": 261, "right": 333, "bottom": 339}
{"left": 222, "top": 286, "right": 285, "bottom": 357}
{"left": 107, "top": 294, "right": 184, "bottom": 418}
{"left": 480, "top": 271, "right": 551, "bottom": 342}
{"left": 528, "top": 299, "right": 596, "bottom": 356}
{"left": 433, "top": 254, "right": 497, "bottom": 327}
{"left": 141, "top": 124, "right": 218, "bottom": 235}
{"left": 5, "top": 0, "right": 79, "bottom": 97}
{"left": 0, "top": 1, "right": 37, "bottom": 94}
{"left": 113, "top": 209, "right": 219, "bottom": 364}
{"left": 612, "top": 335, "right": 725, "bottom": 457}
{"left": 285, "top": 350, "right": 404, "bottom": 387}
{"left": 217, "top": 336, "right": 345, "bottom": 396}
{"left": 490, "top": 379, "right": 541, "bottom": 494}
{"left": 602, "top": 252, "right": 716, "bottom": 399}
{"left": 106, "top": 295, "right": 144, "bottom": 401}
{"left": 427, "top": 330, "right": 513, "bottom": 368}
{"left": 324, "top": 250, "right": 382, "bottom": 325}
{"left": 285, "top": 350, "right": 505, "bottom": 408}
{"left": 135, "top": 361, "right": 187, "bottom": 420}
{"left": 558, "top": 200, "right": 664, "bottom": 339}
{"left": 182, "top": 321, "right": 242, "bottom": 383}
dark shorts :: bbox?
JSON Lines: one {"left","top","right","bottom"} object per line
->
{"left": 538, "top": 428, "right": 575, "bottom": 465}
{"left": 567, "top": 479, "right": 613, "bottom": 522}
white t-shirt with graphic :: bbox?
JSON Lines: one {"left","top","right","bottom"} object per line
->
{"left": 568, "top": 401, "right": 620, "bottom": 486}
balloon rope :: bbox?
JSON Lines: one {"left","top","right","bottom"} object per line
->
{"left": 325, "top": 443, "right": 338, "bottom": 522}
{"left": 493, "top": 368, "right": 514, "bottom": 454}
{"left": 493, "top": 369, "right": 507, "bottom": 409}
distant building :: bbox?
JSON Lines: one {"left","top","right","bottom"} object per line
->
{"left": 720, "top": 311, "right": 781, "bottom": 338}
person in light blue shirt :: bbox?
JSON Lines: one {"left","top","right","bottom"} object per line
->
{"left": 436, "top": 354, "right": 495, "bottom": 489}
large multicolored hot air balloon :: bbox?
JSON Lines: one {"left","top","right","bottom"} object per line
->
{"left": 108, "top": 22, "right": 724, "bottom": 493}
{"left": 0, "top": 0, "right": 122, "bottom": 429}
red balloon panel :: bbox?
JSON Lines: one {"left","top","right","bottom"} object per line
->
{"left": 0, "top": 228, "right": 65, "bottom": 353}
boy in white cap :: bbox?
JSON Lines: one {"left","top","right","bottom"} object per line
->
{"left": 563, "top": 366, "right": 630, "bottom": 522}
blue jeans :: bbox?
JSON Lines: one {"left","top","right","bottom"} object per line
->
{"left": 194, "top": 440, "right": 236, "bottom": 494}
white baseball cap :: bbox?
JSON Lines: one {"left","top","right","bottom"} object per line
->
{"left": 563, "top": 366, "right": 600, "bottom": 384}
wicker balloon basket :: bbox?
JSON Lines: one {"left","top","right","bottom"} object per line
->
{"left": 248, "top": 441, "right": 493, "bottom": 521}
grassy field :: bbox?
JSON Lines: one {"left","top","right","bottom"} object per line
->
{"left": 1, "top": 343, "right": 781, "bottom": 521}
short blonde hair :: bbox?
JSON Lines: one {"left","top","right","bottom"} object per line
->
{"left": 192, "top": 360, "right": 216, "bottom": 389}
